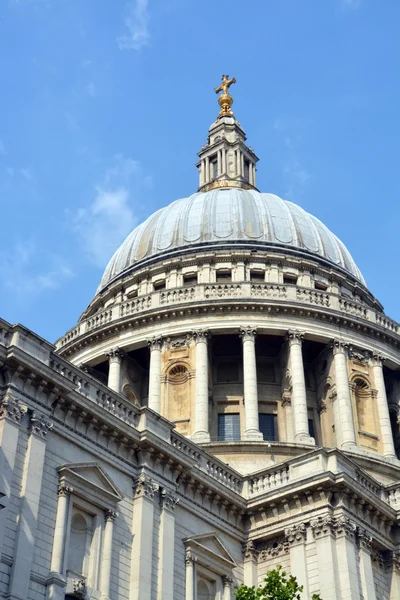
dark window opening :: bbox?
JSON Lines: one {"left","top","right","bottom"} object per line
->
{"left": 217, "top": 361, "right": 239, "bottom": 383}
{"left": 153, "top": 280, "right": 166, "bottom": 291}
{"left": 216, "top": 269, "right": 232, "bottom": 283}
{"left": 257, "top": 361, "right": 275, "bottom": 383}
{"left": 244, "top": 160, "right": 250, "bottom": 180}
{"left": 250, "top": 270, "right": 264, "bottom": 283}
{"left": 283, "top": 274, "right": 298, "bottom": 285}
{"left": 211, "top": 158, "right": 218, "bottom": 179}
{"left": 259, "top": 413, "right": 277, "bottom": 441}
{"left": 183, "top": 273, "right": 197, "bottom": 286}
{"left": 218, "top": 413, "right": 240, "bottom": 441}
{"left": 315, "top": 281, "right": 328, "bottom": 291}
{"left": 308, "top": 419, "right": 315, "bottom": 440}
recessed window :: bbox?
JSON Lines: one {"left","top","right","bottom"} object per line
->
{"left": 153, "top": 280, "right": 166, "bottom": 291}
{"left": 250, "top": 270, "right": 264, "bottom": 283}
{"left": 283, "top": 274, "right": 298, "bottom": 285}
{"left": 244, "top": 160, "right": 250, "bottom": 180}
{"left": 183, "top": 273, "right": 197, "bottom": 286}
{"left": 259, "top": 414, "right": 277, "bottom": 441}
{"left": 211, "top": 157, "right": 218, "bottom": 179}
{"left": 216, "top": 269, "right": 232, "bottom": 283}
{"left": 218, "top": 413, "right": 240, "bottom": 441}
{"left": 315, "top": 281, "right": 328, "bottom": 291}
{"left": 256, "top": 361, "right": 275, "bottom": 383}
{"left": 308, "top": 419, "right": 315, "bottom": 440}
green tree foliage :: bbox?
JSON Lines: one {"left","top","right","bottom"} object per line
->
{"left": 234, "top": 565, "right": 322, "bottom": 600}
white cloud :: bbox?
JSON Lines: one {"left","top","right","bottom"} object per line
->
{"left": 86, "top": 81, "right": 97, "bottom": 98}
{"left": 72, "top": 155, "right": 145, "bottom": 267}
{"left": 0, "top": 240, "right": 74, "bottom": 298}
{"left": 117, "top": 0, "right": 150, "bottom": 51}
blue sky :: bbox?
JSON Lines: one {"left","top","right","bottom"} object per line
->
{"left": 1, "top": 0, "right": 400, "bottom": 342}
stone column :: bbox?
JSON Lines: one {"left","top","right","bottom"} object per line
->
{"left": 236, "top": 151, "right": 241, "bottom": 177}
{"left": 358, "top": 530, "right": 377, "bottom": 600}
{"left": 371, "top": 354, "right": 396, "bottom": 457}
{"left": 287, "top": 331, "right": 313, "bottom": 445}
{"left": 0, "top": 394, "right": 26, "bottom": 559}
{"left": 46, "top": 483, "right": 73, "bottom": 599}
{"left": 310, "top": 516, "right": 341, "bottom": 600}
{"left": 148, "top": 337, "right": 163, "bottom": 413}
{"left": 285, "top": 524, "right": 309, "bottom": 599}
{"left": 192, "top": 330, "right": 210, "bottom": 443}
{"left": 9, "top": 411, "right": 53, "bottom": 600}
{"left": 222, "top": 576, "right": 233, "bottom": 600}
{"left": 130, "top": 475, "right": 159, "bottom": 600}
{"left": 332, "top": 340, "right": 357, "bottom": 450}
{"left": 185, "top": 550, "right": 196, "bottom": 600}
{"left": 158, "top": 489, "right": 179, "bottom": 600}
{"left": 282, "top": 392, "right": 294, "bottom": 443}
{"left": 242, "top": 542, "right": 258, "bottom": 587}
{"left": 334, "top": 517, "right": 361, "bottom": 599}
{"left": 218, "top": 150, "right": 222, "bottom": 176}
{"left": 107, "top": 348, "right": 123, "bottom": 393}
{"left": 222, "top": 149, "right": 227, "bottom": 174}
{"left": 388, "top": 552, "right": 400, "bottom": 600}
{"left": 100, "top": 509, "right": 117, "bottom": 600}
{"left": 240, "top": 327, "right": 262, "bottom": 440}
{"left": 205, "top": 157, "right": 210, "bottom": 183}
{"left": 241, "top": 154, "right": 245, "bottom": 178}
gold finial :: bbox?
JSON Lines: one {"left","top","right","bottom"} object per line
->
{"left": 215, "top": 74, "right": 236, "bottom": 118}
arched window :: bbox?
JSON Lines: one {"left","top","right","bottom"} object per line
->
{"left": 123, "top": 384, "right": 140, "bottom": 406}
{"left": 166, "top": 363, "right": 192, "bottom": 435}
{"left": 197, "top": 578, "right": 215, "bottom": 600}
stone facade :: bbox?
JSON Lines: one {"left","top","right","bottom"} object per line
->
{"left": 2, "top": 97, "right": 400, "bottom": 600}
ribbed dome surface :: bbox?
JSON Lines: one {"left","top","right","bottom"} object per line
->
{"left": 98, "top": 189, "right": 365, "bottom": 292}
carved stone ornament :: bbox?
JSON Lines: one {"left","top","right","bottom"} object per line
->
{"left": 389, "top": 551, "right": 400, "bottom": 573}
{"left": 310, "top": 515, "right": 336, "bottom": 539}
{"left": 281, "top": 391, "right": 292, "bottom": 408}
{"left": 72, "top": 579, "right": 87, "bottom": 599}
{"left": 348, "top": 346, "right": 371, "bottom": 364}
{"left": 258, "top": 537, "right": 289, "bottom": 561}
{"left": 286, "top": 330, "right": 304, "bottom": 346}
{"left": 239, "top": 326, "right": 257, "bottom": 342}
{"left": 284, "top": 523, "right": 307, "bottom": 546}
{"left": 331, "top": 339, "right": 349, "bottom": 356}
{"left": 185, "top": 548, "right": 197, "bottom": 566}
{"left": 106, "top": 347, "right": 123, "bottom": 363}
{"left": 0, "top": 394, "right": 27, "bottom": 424}
{"left": 148, "top": 336, "right": 163, "bottom": 351}
{"left": 371, "top": 352, "right": 386, "bottom": 367}
{"left": 160, "top": 488, "right": 179, "bottom": 512}
{"left": 242, "top": 540, "right": 258, "bottom": 562}
{"left": 30, "top": 410, "right": 53, "bottom": 438}
{"left": 166, "top": 335, "right": 191, "bottom": 348}
{"left": 357, "top": 529, "right": 373, "bottom": 552}
{"left": 334, "top": 516, "right": 357, "bottom": 539}
{"left": 222, "top": 576, "right": 233, "bottom": 588}
{"left": 192, "top": 329, "right": 209, "bottom": 344}
{"left": 105, "top": 508, "right": 118, "bottom": 522}
{"left": 134, "top": 474, "right": 159, "bottom": 500}
{"left": 57, "top": 483, "right": 73, "bottom": 497}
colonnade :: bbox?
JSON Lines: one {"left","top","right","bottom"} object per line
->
{"left": 105, "top": 331, "right": 396, "bottom": 456}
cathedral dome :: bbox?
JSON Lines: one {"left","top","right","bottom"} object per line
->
{"left": 98, "top": 188, "right": 365, "bottom": 293}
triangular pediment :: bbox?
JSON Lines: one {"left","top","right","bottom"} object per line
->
{"left": 185, "top": 532, "right": 236, "bottom": 571}
{"left": 58, "top": 462, "right": 123, "bottom": 507}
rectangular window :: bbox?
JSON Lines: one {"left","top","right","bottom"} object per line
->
{"left": 218, "top": 413, "right": 240, "bottom": 441}
{"left": 244, "top": 160, "right": 250, "bottom": 180}
{"left": 212, "top": 160, "right": 218, "bottom": 179}
{"left": 216, "top": 269, "right": 232, "bottom": 283}
{"left": 183, "top": 273, "right": 197, "bottom": 286}
{"left": 283, "top": 274, "right": 298, "bottom": 285}
{"left": 259, "top": 413, "right": 277, "bottom": 441}
{"left": 315, "top": 281, "right": 328, "bottom": 291}
{"left": 250, "top": 270, "right": 264, "bottom": 283}
{"left": 153, "top": 280, "right": 166, "bottom": 291}
{"left": 308, "top": 418, "right": 315, "bottom": 440}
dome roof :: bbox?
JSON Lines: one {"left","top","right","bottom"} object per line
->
{"left": 98, "top": 189, "right": 365, "bottom": 292}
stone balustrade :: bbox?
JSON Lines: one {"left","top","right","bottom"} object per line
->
{"left": 56, "top": 283, "right": 399, "bottom": 348}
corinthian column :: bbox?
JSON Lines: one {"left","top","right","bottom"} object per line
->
{"left": 148, "top": 337, "right": 163, "bottom": 413}
{"left": 332, "top": 340, "right": 356, "bottom": 450}
{"left": 287, "top": 331, "right": 314, "bottom": 445}
{"left": 240, "top": 327, "right": 262, "bottom": 440}
{"left": 107, "top": 348, "right": 123, "bottom": 393}
{"left": 192, "top": 330, "right": 210, "bottom": 443}
{"left": 371, "top": 354, "right": 396, "bottom": 458}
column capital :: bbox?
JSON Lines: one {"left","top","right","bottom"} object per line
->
{"left": 357, "top": 528, "right": 373, "bottom": 552}
{"left": 284, "top": 523, "right": 307, "bottom": 546}
{"left": 30, "top": 410, "right": 53, "bottom": 438}
{"left": 334, "top": 516, "right": 357, "bottom": 540}
{"left": 192, "top": 329, "right": 210, "bottom": 344}
{"left": 72, "top": 579, "right": 87, "bottom": 599}
{"left": 105, "top": 508, "right": 118, "bottom": 522}
{"left": 239, "top": 326, "right": 257, "bottom": 342}
{"left": 133, "top": 474, "right": 159, "bottom": 501}
{"left": 310, "top": 515, "right": 336, "bottom": 539}
{"left": 0, "top": 394, "right": 27, "bottom": 425}
{"left": 370, "top": 352, "right": 386, "bottom": 367}
{"left": 281, "top": 391, "right": 291, "bottom": 408}
{"left": 331, "top": 339, "right": 349, "bottom": 356}
{"left": 148, "top": 336, "right": 163, "bottom": 351}
{"left": 222, "top": 575, "right": 233, "bottom": 587}
{"left": 185, "top": 548, "right": 197, "bottom": 566}
{"left": 57, "top": 483, "right": 73, "bottom": 497}
{"left": 286, "top": 330, "right": 304, "bottom": 346}
{"left": 106, "top": 347, "right": 123, "bottom": 363}
{"left": 160, "top": 488, "right": 179, "bottom": 513}
{"left": 242, "top": 541, "right": 258, "bottom": 562}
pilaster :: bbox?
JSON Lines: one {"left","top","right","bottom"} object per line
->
{"left": 158, "top": 489, "right": 179, "bottom": 600}
{"left": 46, "top": 483, "right": 73, "bottom": 600}
{"left": 100, "top": 508, "right": 118, "bottom": 600}
{"left": 9, "top": 410, "right": 53, "bottom": 600}
{"left": 334, "top": 516, "right": 361, "bottom": 599}
{"left": 242, "top": 541, "right": 258, "bottom": 588}
{"left": 357, "top": 529, "right": 376, "bottom": 600}
{"left": 284, "top": 523, "right": 309, "bottom": 599}
{"left": 310, "top": 516, "right": 340, "bottom": 600}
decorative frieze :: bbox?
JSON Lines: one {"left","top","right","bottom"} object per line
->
{"left": 258, "top": 537, "right": 289, "bottom": 561}
{"left": 348, "top": 346, "right": 370, "bottom": 364}
{"left": 29, "top": 410, "right": 53, "bottom": 438}
{"left": 0, "top": 394, "right": 27, "bottom": 424}
{"left": 133, "top": 474, "right": 160, "bottom": 501}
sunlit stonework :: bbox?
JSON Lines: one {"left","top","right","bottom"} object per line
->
{"left": 1, "top": 79, "right": 400, "bottom": 600}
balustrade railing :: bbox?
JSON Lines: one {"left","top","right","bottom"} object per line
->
{"left": 56, "top": 282, "right": 399, "bottom": 348}
{"left": 248, "top": 465, "right": 290, "bottom": 497}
